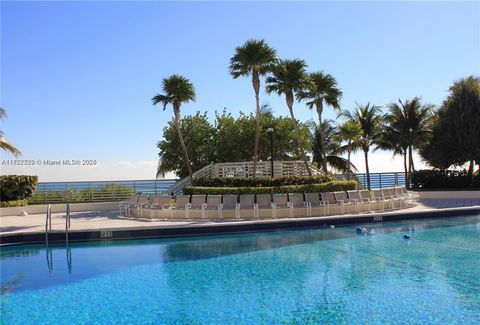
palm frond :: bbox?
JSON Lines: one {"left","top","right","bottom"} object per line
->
{"left": 0, "top": 138, "right": 21, "bottom": 157}
{"left": 229, "top": 39, "right": 277, "bottom": 78}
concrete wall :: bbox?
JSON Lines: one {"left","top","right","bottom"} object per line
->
{"left": 416, "top": 191, "right": 480, "bottom": 199}
{"left": 0, "top": 201, "right": 119, "bottom": 217}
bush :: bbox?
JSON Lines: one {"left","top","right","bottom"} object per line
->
{"left": 191, "top": 175, "right": 335, "bottom": 188}
{"left": 0, "top": 175, "right": 38, "bottom": 201}
{"left": 183, "top": 180, "right": 358, "bottom": 195}
{"left": 410, "top": 169, "right": 480, "bottom": 190}
{"left": 1, "top": 199, "right": 28, "bottom": 207}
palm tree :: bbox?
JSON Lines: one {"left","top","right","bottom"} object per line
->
{"left": 334, "top": 120, "right": 362, "bottom": 180}
{"left": 0, "top": 107, "right": 21, "bottom": 157}
{"left": 309, "top": 120, "right": 358, "bottom": 174}
{"left": 297, "top": 71, "right": 342, "bottom": 172}
{"left": 266, "top": 59, "right": 312, "bottom": 176}
{"left": 382, "top": 97, "right": 433, "bottom": 181}
{"left": 340, "top": 103, "right": 382, "bottom": 189}
{"left": 152, "top": 75, "right": 196, "bottom": 179}
{"left": 229, "top": 39, "right": 277, "bottom": 177}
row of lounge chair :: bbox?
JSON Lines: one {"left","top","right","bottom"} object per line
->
{"left": 119, "top": 186, "right": 417, "bottom": 220}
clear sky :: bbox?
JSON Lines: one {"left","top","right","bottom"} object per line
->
{"left": 1, "top": 1, "right": 479, "bottom": 181}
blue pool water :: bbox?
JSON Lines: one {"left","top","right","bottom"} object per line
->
{"left": 1, "top": 215, "right": 480, "bottom": 324}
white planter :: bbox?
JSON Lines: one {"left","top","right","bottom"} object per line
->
{"left": 416, "top": 190, "right": 480, "bottom": 199}
{"left": 0, "top": 201, "right": 120, "bottom": 217}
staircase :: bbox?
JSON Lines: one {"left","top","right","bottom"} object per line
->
{"left": 168, "top": 161, "right": 322, "bottom": 195}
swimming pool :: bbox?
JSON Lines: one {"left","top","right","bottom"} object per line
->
{"left": 1, "top": 215, "right": 479, "bottom": 324}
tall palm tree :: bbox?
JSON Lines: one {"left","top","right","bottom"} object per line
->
{"left": 378, "top": 113, "right": 409, "bottom": 183}
{"left": 334, "top": 120, "right": 362, "bottom": 180}
{"left": 0, "top": 107, "right": 21, "bottom": 157}
{"left": 340, "top": 103, "right": 382, "bottom": 189}
{"left": 229, "top": 39, "right": 277, "bottom": 177}
{"left": 309, "top": 120, "right": 358, "bottom": 174}
{"left": 152, "top": 75, "right": 196, "bottom": 179}
{"left": 297, "top": 71, "right": 342, "bottom": 172}
{"left": 266, "top": 59, "right": 312, "bottom": 176}
{"left": 383, "top": 97, "right": 433, "bottom": 181}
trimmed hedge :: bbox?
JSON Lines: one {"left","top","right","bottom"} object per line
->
{"left": 410, "top": 169, "right": 480, "bottom": 190}
{"left": 191, "top": 175, "right": 334, "bottom": 188}
{"left": 0, "top": 199, "right": 28, "bottom": 207}
{"left": 0, "top": 175, "right": 38, "bottom": 202}
{"left": 183, "top": 180, "right": 358, "bottom": 195}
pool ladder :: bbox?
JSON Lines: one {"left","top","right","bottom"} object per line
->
{"left": 45, "top": 203, "right": 71, "bottom": 244}
{"left": 45, "top": 203, "right": 73, "bottom": 274}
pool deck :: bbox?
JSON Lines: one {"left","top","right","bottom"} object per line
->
{"left": 1, "top": 198, "right": 480, "bottom": 246}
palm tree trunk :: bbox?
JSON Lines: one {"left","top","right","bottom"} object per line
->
{"left": 252, "top": 73, "right": 261, "bottom": 178}
{"left": 408, "top": 145, "right": 415, "bottom": 172}
{"left": 286, "top": 94, "right": 312, "bottom": 176}
{"left": 347, "top": 144, "right": 351, "bottom": 181}
{"left": 468, "top": 160, "right": 474, "bottom": 175}
{"left": 364, "top": 150, "right": 370, "bottom": 189}
{"left": 315, "top": 101, "right": 327, "bottom": 172}
{"left": 403, "top": 151, "right": 408, "bottom": 188}
{"left": 174, "top": 109, "right": 193, "bottom": 179}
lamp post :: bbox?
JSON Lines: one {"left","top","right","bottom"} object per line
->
{"left": 267, "top": 127, "right": 274, "bottom": 177}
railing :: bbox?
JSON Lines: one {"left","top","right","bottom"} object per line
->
{"left": 210, "top": 160, "right": 322, "bottom": 178}
{"left": 29, "top": 172, "right": 407, "bottom": 205}
{"left": 168, "top": 161, "right": 322, "bottom": 195}
{"left": 334, "top": 172, "right": 407, "bottom": 189}
{"left": 29, "top": 179, "right": 177, "bottom": 204}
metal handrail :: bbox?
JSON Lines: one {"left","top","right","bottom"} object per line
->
{"left": 65, "top": 203, "right": 71, "bottom": 243}
{"left": 45, "top": 204, "right": 52, "bottom": 244}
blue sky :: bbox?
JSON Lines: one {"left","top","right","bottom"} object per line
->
{"left": 1, "top": 1, "right": 479, "bottom": 181}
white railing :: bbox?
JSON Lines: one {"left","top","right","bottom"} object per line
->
{"left": 169, "top": 161, "right": 322, "bottom": 195}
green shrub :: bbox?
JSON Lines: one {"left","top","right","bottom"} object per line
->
{"left": 183, "top": 180, "right": 357, "bottom": 195}
{"left": 410, "top": 169, "right": 480, "bottom": 190}
{"left": 192, "top": 175, "right": 335, "bottom": 188}
{"left": 0, "top": 199, "right": 28, "bottom": 207}
{"left": 0, "top": 175, "right": 38, "bottom": 201}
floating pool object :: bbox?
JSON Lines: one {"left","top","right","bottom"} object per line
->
{"left": 356, "top": 227, "right": 367, "bottom": 234}
{"left": 330, "top": 225, "right": 335, "bottom": 229}
{"left": 404, "top": 234, "right": 410, "bottom": 239}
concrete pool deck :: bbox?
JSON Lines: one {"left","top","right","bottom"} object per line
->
{"left": 1, "top": 197, "right": 480, "bottom": 245}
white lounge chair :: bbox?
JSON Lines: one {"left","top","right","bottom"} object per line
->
{"left": 119, "top": 193, "right": 140, "bottom": 216}
{"left": 288, "top": 193, "right": 307, "bottom": 217}
{"left": 205, "top": 195, "right": 222, "bottom": 220}
{"left": 372, "top": 189, "right": 391, "bottom": 210}
{"left": 134, "top": 194, "right": 150, "bottom": 217}
{"left": 272, "top": 194, "right": 290, "bottom": 218}
{"left": 358, "top": 189, "right": 373, "bottom": 212}
{"left": 147, "top": 195, "right": 172, "bottom": 219}
{"left": 221, "top": 194, "right": 239, "bottom": 219}
{"left": 256, "top": 194, "right": 274, "bottom": 219}
{"left": 190, "top": 195, "right": 207, "bottom": 219}
{"left": 382, "top": 188, "right": 404, "bottom": 209}
{"left": 320, "top": 192, "right": 341, "bottom": 215}
{"left": 239, "top": 194, "right": 256, "bottom": 219}
{"left": 173, "top": 195, "right": 191, "bottom": 219}
{"left": 304, "top": 192, "right": 325, "bottom": 216}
